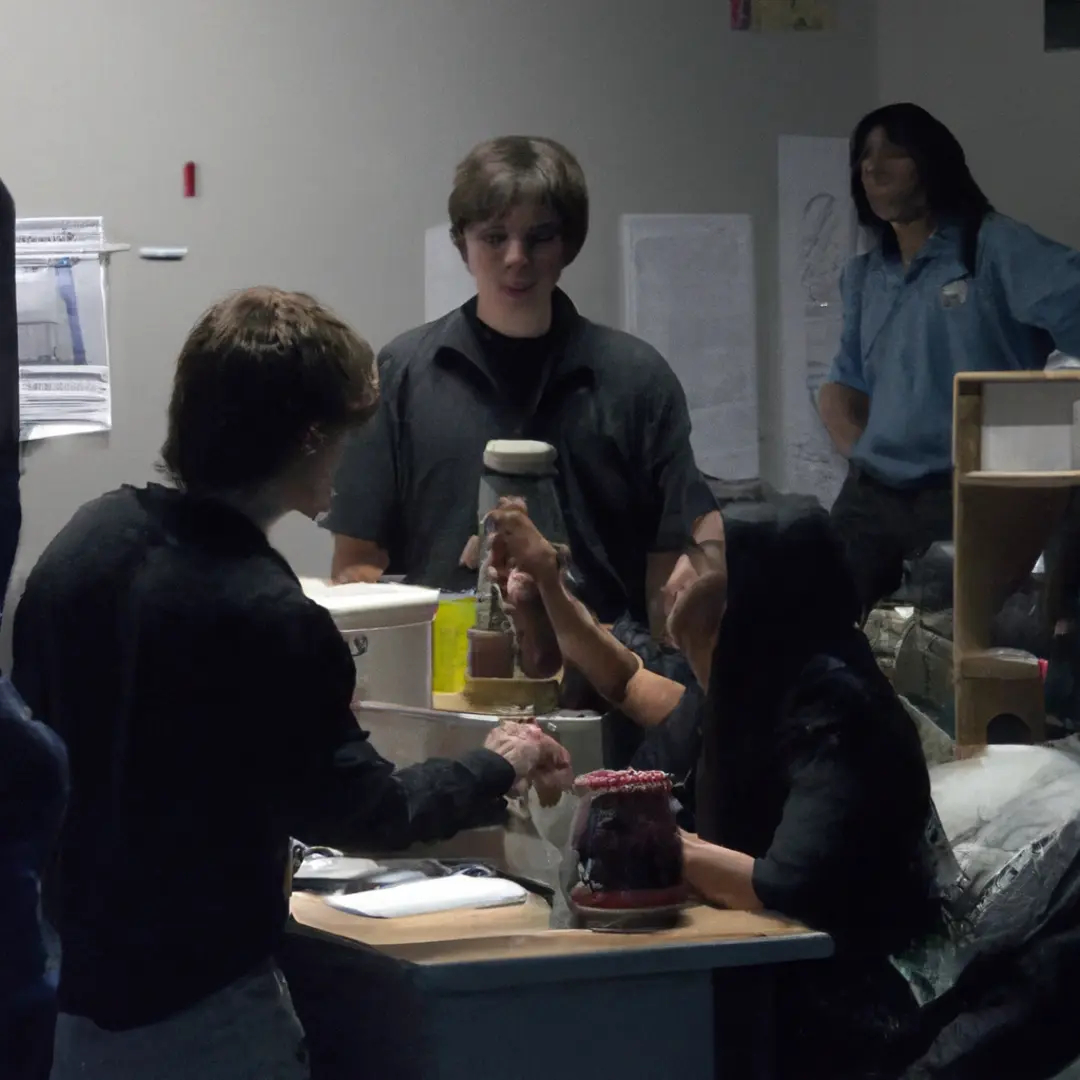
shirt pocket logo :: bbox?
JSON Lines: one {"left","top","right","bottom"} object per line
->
{"left": 940, "top": 278, "right": 970, "bottom": 309}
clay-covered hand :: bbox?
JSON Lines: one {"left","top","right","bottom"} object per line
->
{"left": 484, "top": 499, "right": 560, "bottom": 593}
{"left": 526, "top": 724, "right": 575, "bottom": 807}
{"left": 483, "top": 719, "right": 574, "bottom": 807}
{"left": 483, "top": 719, "right": 543, "bottom": 777}
{"left": 458, "top": 533, "right": 483, "bottom": 571}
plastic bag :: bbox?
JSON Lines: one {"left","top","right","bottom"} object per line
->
{"left": 895, "top": 741, "right": 1080, "bottom": 1004}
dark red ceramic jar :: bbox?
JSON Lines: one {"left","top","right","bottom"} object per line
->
{"left": 569, "top": 769, "right": 687, "bottom": 912}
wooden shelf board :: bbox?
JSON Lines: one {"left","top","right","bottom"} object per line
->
{"left": 959, "top": 470, "right": 1080, "bottom": 488}
{"left": 956, "top": 369, "right": 1080, "bottom": 387}
{"left": 958, "top": 650, "right": 1043, "bottom": 680}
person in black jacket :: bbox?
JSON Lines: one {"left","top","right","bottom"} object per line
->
{"left": 486, "top": 502, "right": 955, "bottom": 1079}
{"left": 12, "top": 287, "right": 566, "bottom": 1080}
{"left": 0, "top": 177, "right": 71, "bottom": 1080}
{"left": 0, "top": 177, "right": 18, "bottom": 623}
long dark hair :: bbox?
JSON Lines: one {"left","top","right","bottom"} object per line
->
{"left": 850, "top": 103, "right": 994, "bottom": 274}
{"left": 696, "top": 509, "right": 864, "bottom": 851}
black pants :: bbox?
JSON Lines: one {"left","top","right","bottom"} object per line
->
{"left": 277, "top": 921, "right": 434, "bottom": 1080}
{"left": 0, "top": 997, "right": 56, "bottom": 1080}
{"left": 830, "top": 465, "right": 953, "bottom": 615}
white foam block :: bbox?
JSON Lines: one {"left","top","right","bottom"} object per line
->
{"left": 325, "top": 874, "right": 528, "bottom": 919}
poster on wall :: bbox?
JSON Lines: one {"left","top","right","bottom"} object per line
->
{"left": 14, "top": 217, "right": 122, "bottom": 442}
{"left": 621, "top": 214, "right": 758, "bottom": 482}
{"left": 424, "top": 223, "right": 475, "bottom": 323}
{"left": 777, "top": 135, "right": 859, "bottom": 508}
{"left": 1046, "top": 0, "right": 1080, "bottom": 50}
{"left": 731, "top": 0, "right": 836, "bottom": 32}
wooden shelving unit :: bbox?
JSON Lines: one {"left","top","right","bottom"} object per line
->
{"left": 953, "top": 370, "right": 1080, "bottom": 746}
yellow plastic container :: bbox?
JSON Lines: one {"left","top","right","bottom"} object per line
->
{"left": 431, "top": 592, "right": 477, "bottom": 694}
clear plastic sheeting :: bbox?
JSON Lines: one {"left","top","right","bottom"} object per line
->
{"left": 896, "top": 741, "right": 1080, "bottom": 1005}
{"left": 501, "top": 787, "right": 578, "bottom": 915}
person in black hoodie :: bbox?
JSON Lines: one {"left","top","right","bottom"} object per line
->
{"left": 12, "top": 287, "right": 567, "bottom": 1080}
{"left": 0, "top": 177, "right": 71, "bottom": 1080}
{"left": 487, "top": 502, "right": 956, "bottom": 1078}
{"left": 0, "top": 177, "right": 17, "bottom": 618}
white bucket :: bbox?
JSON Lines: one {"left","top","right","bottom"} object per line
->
{"left": 299, "top": 579, "right": 440, "bottom": 709}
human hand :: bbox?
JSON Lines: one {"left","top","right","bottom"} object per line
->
{"left": 504, "top": 568, "right": 539, "bottom": 607}
{"left": 484, "top": 720, "right": 543, "bottom": 778}
{"left": 459, "top": 533, "right": 482, "bottom": 571}
{"left": 484, "top": 499, "right": 560, "bottom": 590}
{"left": 483, "top": 719, "right": 574, "bottom": 806}
{"left": 662, "top": 540, "right": 726, "bottom": 617}
{"left": 661, "top": 553, "right": 698, "bottom": 617}
{"left": 678, "top": 829, "right": 711, "bottom": 885}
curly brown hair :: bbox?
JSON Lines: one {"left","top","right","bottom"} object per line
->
{"left": 160, "top": 287, "right": 378, "bottom": 492}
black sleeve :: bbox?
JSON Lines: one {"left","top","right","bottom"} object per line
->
{"left": 645, "top": 365, "right": 717, "bottom": 552}
{"left": 629, "top": 681, "right": 704, "bottom": 787}
{"left": 319, "top": 345, "right": 401, "bottom": 548}
{"left": 279, "top": 600, "right": 516, "bottom": 852}
{"left": 10, "top": 569, "right": 47, "bottom": 720}
{"left": 750, "top": 681, "right": 928, "bottom": 939}
{"left": 0, "top": 179, "right": 18, "bottom": 611}
{"left": 1, "top": 179, "right": 18, "bottom": 453}
{"left": 0, "top": 457, "right": 19, "bottom": 624}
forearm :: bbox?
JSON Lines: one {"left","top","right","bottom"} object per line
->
{"left": 682, "top": 839, "right": 763, "bottom": 912}
{"left": 331, "top": 536, "right": 389, "bottom": 584}
{"left": 302, "top": 738, "right": 515, "bottom": 853}
{"left": 692, "top": 509, "right": 725, "bottom": 545}
{"left": 818, "top": 382, "right": 869, "bottom": 458}
{"left": 535, "top": 570, "right": 641, "bottom": 705}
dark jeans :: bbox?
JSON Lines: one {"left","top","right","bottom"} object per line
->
{"left": 277, "top": 921, "right": 433, "bottom": 1080}
{"left": 0, "top": 997, "right": 56, "bottom": 1080}
{"left": 830, "top": 464, "right": 953, "bottom": 615}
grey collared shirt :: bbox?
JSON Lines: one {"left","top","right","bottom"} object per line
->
{"left": 322, "top": 291, "right": 715, "bottom": 623}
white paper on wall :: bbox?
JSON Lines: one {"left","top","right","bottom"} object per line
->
{"left": 777, "top": 135, "right": 858, "bottom": 507}
{"left": 424, "top": 223, "right": 475, "bottom": 323}
{"left": 15, "top": 217, "right": 122, "bottom": 442}
{"left": 621, "top": 214, "right": 758, "bottom": 482}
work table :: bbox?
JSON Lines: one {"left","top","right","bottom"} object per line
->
{"left": 288, "top": 889, "right": 832, "bottom": 1079}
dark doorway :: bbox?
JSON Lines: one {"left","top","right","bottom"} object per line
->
{"left": 1046, "top": 0, "right": 1080, "bottom": 51}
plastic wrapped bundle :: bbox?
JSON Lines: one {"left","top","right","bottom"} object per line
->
{"left": 567, "top": 769, "right": 688, "bottom": 931}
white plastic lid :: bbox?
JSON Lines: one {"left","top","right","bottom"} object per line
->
{"left": 483, "top": 439, "right": 557, "bottom": 475}
{"left": 299, "top": 578, "right": 440, "bottom": 630}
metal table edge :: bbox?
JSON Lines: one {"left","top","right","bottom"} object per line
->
{"left": 407, "top": 930, "right": 834, "bottom": 993}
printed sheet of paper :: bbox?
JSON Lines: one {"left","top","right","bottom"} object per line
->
{"left": 15, "top": 217, "right": 115, "bottom": 442}
{"left": 424, "top": 223, "right": 475, "bottom": 322}
{"left": 621, "top": 214, "right": 758, "bottom": 482}
{"left": 731, "top": 0, "right": 837, "bottom": 31}
{"left": 777, "top": 136, "right": 858, "bottom": 506}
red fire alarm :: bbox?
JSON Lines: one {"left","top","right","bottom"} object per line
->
{"left": 183, "top": 162, "right": 197, "bottom": 198}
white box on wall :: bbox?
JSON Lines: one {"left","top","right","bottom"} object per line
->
{"left": 980, "top": 381, "right": 1080, "bottom": 472}
{"left": 620, "top": 214, "right": 759, "bottom": 482}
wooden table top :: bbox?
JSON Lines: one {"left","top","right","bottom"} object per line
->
{"left": 289, "top": 890, "right": 828, "bottom": 969}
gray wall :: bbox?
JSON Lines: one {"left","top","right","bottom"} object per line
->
{"left": 0, "top": 0, "right": 875, "bottom": 615}
{"left": 877, "top": 0, "right": 1080, "bottom": 251}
